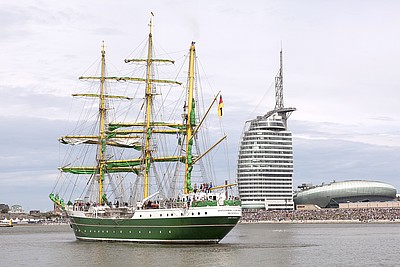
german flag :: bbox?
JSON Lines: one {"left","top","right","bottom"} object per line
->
{"left": 218, "top": 95, "right": 224, "bottom": 117}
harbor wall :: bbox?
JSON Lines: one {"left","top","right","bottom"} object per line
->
{"left": 339, "top": 201, "right": 400, "bottom": 209}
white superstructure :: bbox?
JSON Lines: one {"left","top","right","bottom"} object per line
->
{"left": 237, "top": 113, "right": 294, "bottom": 209}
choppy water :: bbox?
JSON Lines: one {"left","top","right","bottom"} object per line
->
{"left": 0, "top": 223, "right": 399, "bottom": 267}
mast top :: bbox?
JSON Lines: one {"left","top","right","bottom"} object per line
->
{"left": 149, "top": 12, "right": 154, "bottom": 35}
{"left": 101, "top": 41, "right": 105, "bottom": 56}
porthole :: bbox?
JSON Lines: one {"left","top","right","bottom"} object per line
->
{"left": 120, "top": 230, "right": 123, "bottom": 234}
{"left": 169, "top": 230, "right": 172, "bottom": 234}
{"left": 198, "top": 212, "right": 200, "bottom": 215}
{"left": 149, "top": 231, "right": 151, "bottom": 234}
{"left": 139, "top": 231, "right": 141, "bottom": 234}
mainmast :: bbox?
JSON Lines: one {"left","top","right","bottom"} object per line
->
{"left": 105, "top": 13, "right": 180, "bottom": 201}
{"left": 143, "top": 16, "right": 154, "bottom": 199}
{"left": 184, "top": 42, "right": 196, "bottom": 194}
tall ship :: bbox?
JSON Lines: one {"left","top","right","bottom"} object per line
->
{"left": 237, "top": 50, "right": 296, "bottom": 210}
{"left": 49, "top": 17, "right": 241, "bottom": 243}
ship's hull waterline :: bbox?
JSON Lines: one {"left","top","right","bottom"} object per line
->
{"left": 69, "top": 206, "right": 241, "bottom": 243}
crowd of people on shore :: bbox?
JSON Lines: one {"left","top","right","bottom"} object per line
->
{"left": 240, "top": 208, "right": 400, "bottom": 223}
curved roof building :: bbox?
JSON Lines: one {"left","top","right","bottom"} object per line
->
{"left": 293, "top": 180, "right": 397, "bottom": 208}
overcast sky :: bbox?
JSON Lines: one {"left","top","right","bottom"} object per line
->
{"left": 1, "top": 1, "right": 400, "bottom": 211}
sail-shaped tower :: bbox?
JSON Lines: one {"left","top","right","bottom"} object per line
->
{"left": 237, "top": 51, "right": 296, "bottom": 210}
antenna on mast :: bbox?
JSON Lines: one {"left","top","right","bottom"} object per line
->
{"left": 149, "top": 12, "right": 154, "bottom": 34}
{"left": 261, "top": 46, "right": 296, "bottom": 128}
{"left": 275, "top": 47, "right": 284, "bottom": 110}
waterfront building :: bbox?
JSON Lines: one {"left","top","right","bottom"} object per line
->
{"left": 10, "top": 204, "right": 24, "bottom": 214}
{"left": 0, "top": 204, "right": 9, "bottom": 213}
{"left": 294, "top": 180, "right": 397, "bottom": 209}
{"left": 237, "top": 51, "right": 296, "bottom": 210}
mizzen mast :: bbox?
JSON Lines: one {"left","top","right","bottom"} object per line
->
{"left": 184, "top": 42, "right": 196, "bottom": 194}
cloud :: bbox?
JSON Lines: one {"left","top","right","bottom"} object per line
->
{"left": 0, "top": 116, "right": 63, "bottom": 171}
{"left": 293, "top": 137, "right": 400, "bottom": 190}
{"left": 1, "top": 172, "right": 54, "bottom": 211}
{"left": 291, "top": 120, "right": 400, "bottom": 147}
{"left": 0, "top": 115, "right": 64, "bottom": 210}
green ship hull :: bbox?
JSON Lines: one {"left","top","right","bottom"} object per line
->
{"left": 70, "top": 214, "right": 240, "bottom": 243}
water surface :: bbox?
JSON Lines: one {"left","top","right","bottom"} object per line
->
{"left": 0, "top": 223, "right": 399, "bottom": 266}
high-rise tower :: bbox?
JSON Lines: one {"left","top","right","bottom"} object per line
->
{"left": 237, "top": 51, "right": 296, "bottom": 210}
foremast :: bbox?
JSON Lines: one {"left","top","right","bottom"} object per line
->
{"left": 51, "top": 41, "right": 135, "bottom": 208}
{"left": 59, "top": 42, "right": 132, "bottom": 206}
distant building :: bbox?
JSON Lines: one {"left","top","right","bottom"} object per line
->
{"left": 0, "top": 204, "right": 10, "bottom": 213}
{"left": 29, "top": 210, "right": 41, "bottom": 215}
{"left": 293, "top": 180, "right": 397, "bottom": 209}
{"left": 0, "top": 204, "right": 9, "bottom": 213}
{"left": 9, "top": 205, "right": 24, "bottom": 214}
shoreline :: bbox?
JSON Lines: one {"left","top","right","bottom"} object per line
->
{"left": 240, "top": 219, "right": 400, "bottom": 224}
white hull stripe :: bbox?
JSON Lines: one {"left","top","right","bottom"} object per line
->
{"left": 72, "top": 222, "right": 236, "bottom": 228}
